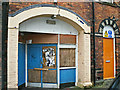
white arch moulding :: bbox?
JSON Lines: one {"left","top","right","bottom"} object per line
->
{"left": 8, "top": 7, "right": 90, "bottom": 33}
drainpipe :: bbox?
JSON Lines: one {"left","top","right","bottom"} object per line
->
{"left": 2, "top": 2, "right": 9, "bottom": 89}
{"left": 92, "top": 1, "right": 96, "bottom": 86}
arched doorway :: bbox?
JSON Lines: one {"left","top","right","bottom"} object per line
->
{"left": 99, "top": 18, "right": 119, "bottom": 80}
{"left": 19, "top": 16, "right": 78, "bottom": 88}
{"left": 8, "top": 5, "right": 91, "bottom": 88}
{"left": 103, "top": 26, "right": 115, "bottom": 79}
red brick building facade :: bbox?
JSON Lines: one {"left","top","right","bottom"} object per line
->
{"left": 7, "top": 1, "right": 120, "bottom": 88}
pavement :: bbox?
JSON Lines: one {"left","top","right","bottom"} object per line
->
{"left": 18, "top": 79, "right": 114, "bottom": 90}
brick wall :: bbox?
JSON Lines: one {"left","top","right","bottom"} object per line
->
{"left": 95, "top": 37, "right": 103, "bottom": 67}
{"left": 8, "top": 2, "right": 120, "bottom": 83}
{"left": 9, "top": 2, "right": 93, "bottom": 25}
{"left": 115, "top": 38, "right": 120, "bottom": 74}
{"left": 9, "top": 2, "right": 120, "bottom": 31}
{"left": 94, "top": 3, "right": 120, "bottom": 32}
{"left": 92, "top": 36, "right": 103, "bottom": 80}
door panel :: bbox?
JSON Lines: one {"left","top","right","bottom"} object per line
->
{"left": 60, "top": 48, "right": 75, "bottom": 67}
{"left": 28, "top": 46, "right": 41, "bottom": 69}
{"left": 28, "top": 69, "right": 41, "bottom": 83}
{"left": 27, "top": 44, "right": 57, "bottom": 87}
{"left": 42, "top": 70, "right": 57, "bottom": 83}
{"left": 42, "top": 45, "right": 57, "bottom": 84}
{"left": 103, "top": 38, "right": 114, "bottom": 79}
{"left": 60, "top": 69, "right": 76, "bottom": 84}
{"left": 59, "top": 48, "right": 76, "bottom": 84}
{"left": 27, "top": 45, "right": 42, "bottom": 83}
{"left": 18, "top": 43, "right": 25, "bottom": 86}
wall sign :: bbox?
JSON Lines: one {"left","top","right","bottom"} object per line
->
{"left": 99, "top": 18, "right": 119, "bottom": 35}
{"left": 46, "top": 20, "right": 56, "bottom": 25}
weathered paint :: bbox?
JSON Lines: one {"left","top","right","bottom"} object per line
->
{"left": 27, "top": 44, "right": 57, "bottom": 88}
{"left": 60, "top": 69, "right": 76, "bottom": 84}
{"left": 8, "top": 6, "right": 91, "bottom": 88}
{"left": 18, "top": 43, "right": 25, "bottom": 86}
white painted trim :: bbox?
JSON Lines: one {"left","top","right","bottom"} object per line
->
{"left": 8, "top": 7, "right": 90, "bottom": 33}
{"left": 20, "top": 30, "right": 78, "bottom": 35}
{"left": 18, "top": 42, "right": 24, "bottom": 44}
{"left": 75, "top": 35, "right": 78, "bottom": 86}
{"left": 25, "top": 43, "right": 28, "bottom": 87}
{"left": 59, "top": 67, "right": 76, "bottom": 69}
{"left": 43, "top": 83, "right": 58, "bottom": 88}
{"left": 59, "top": 44, "right": 76, "bottom": 48}
{"left": 27, "top": 82, "right": 41, "bottom": 87}
{"left": 57, "top": 34, "right": 60, "bottom": 88}
{"left": 27, "top": 83, "right": 58, "bottom": 88}
{"left": 116, "top": 35, "right": 120, "bottom": 38}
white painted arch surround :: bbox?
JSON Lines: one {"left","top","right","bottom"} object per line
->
{"left": 8, "top": 6, "right": 92, "bottom": 88}
{"left": 8, "top": 7, "right": 90, "bottom": 33}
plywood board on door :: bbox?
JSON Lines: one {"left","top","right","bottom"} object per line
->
{"left": 60, "top": 48, "right": 75, "bottom": 67}
{"left": 42, "top": 70, "right": 57, "bottom": 83}
{"left": 28, "top": 69, "right": 41, "bottom": 83}
{"left": 19, "top": 33, "right": 58, "bottom": 44}
{"left": 60, "top": 34, "right": 76, "bottom": 44}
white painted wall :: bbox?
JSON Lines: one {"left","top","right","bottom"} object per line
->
{"left": 19, "top": 17, "right": 78, "bottom": 35}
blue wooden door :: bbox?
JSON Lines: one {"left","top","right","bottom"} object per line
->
{"left": 27, "top": 45, "right": 42, "bottom": 69}
{"left": 27, "top": 44, "right": 57, "bottom": 87}
{"left": 27, "top": 44, "right": 42, "bottom": 84}
{"left": 18, "top": 43, "right": 25, "bottom": 86}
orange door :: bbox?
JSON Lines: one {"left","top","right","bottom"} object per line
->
{"left": 103, "top": 38, "right": 114, "bottom": 79}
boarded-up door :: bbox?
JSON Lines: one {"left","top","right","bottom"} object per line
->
{"left": 27, "top": 44, "right": 57, "bottom": 88}
{"left": 103, "top": 38, "right": 114, "bottom": 79}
